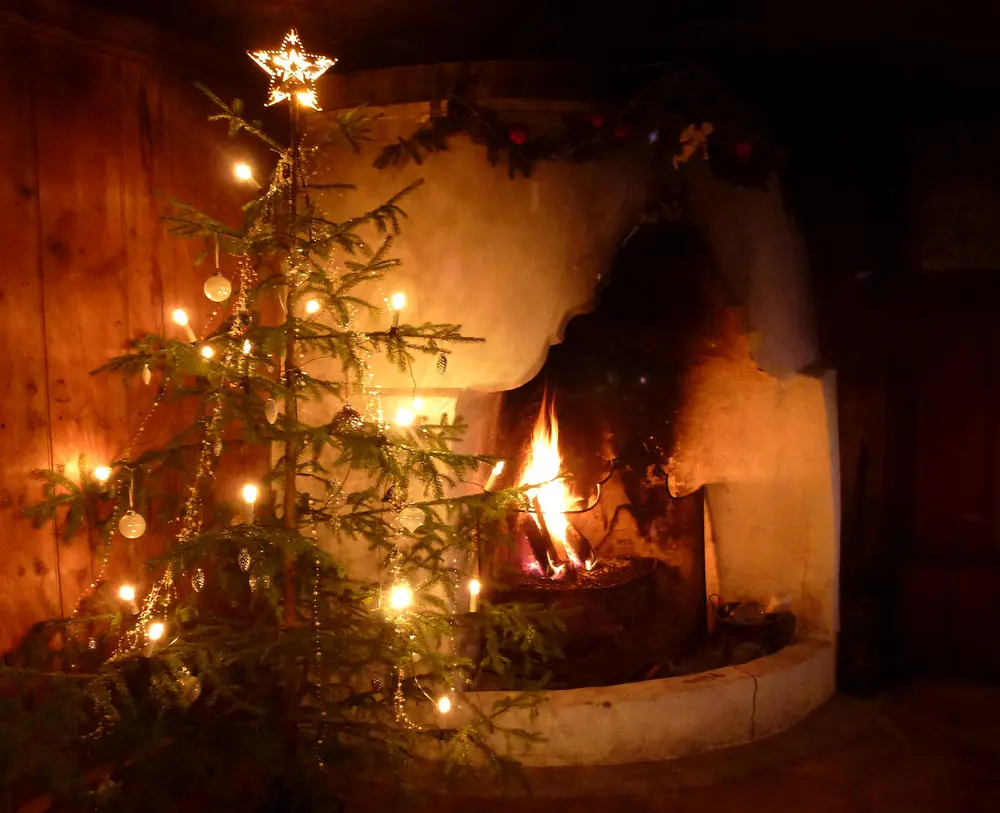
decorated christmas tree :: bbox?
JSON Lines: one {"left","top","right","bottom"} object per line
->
{"left": 0, "top": 29, "right": 555, "bottom": 812}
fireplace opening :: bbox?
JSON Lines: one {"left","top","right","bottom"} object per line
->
{"left": 476, "top": 222, "right": 796, "bottom": 689}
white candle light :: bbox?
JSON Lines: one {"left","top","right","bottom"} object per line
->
{"left": 172, "top": 309, "right": 196, "bottom": 342}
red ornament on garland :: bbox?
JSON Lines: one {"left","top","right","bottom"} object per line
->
{"left": 735, "top": 140, "right": 753, "bottom": 159}
{"left": 508, "top": 125, "right": 528, "bottom": 145}
{"left": 590, "top": 113, "right": 606, "bottom": 128}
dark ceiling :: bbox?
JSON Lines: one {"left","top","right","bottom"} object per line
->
{"left": 84, "top": 0, "right": 1000, "bottom": 93}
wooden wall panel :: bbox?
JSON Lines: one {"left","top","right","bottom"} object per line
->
{"left": 0, "top": 10, "right": 257, "bottom": 653}
{"left": 34, "top": 37, "right": 132, "bottom": 613}
{"left": 114, "top": 60, "right": 169, "bottom": 580}
{"left": 0, "top": 24, "right": 62, "bottom": 653}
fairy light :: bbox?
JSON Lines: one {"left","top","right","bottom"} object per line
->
{"left": 242, "top": 339, "right": 252, "bottom": 354}
{"left": 240, "top": 483, "right": 258, "bottom": 526}
{"left": 248, "top": 28, "right": 337, "bottom": 110}
{"left": 296, "top": 89, "right": 318, "bottom": 108}
{"left": 484, "top": 459, "right": 505, "bottom": 491}
{"left": 395, "top": 406, "right": 415, "bottom": 427}
{"left": 436, "top": 695, "right": 452, "bottom": 715}
{"left": 388, "top": 583, "right": 413, "bottom": 612}
{"left": 118, "top": 584, "right": 136, "bottom": 602}
{"left": 172, "top": 308, "right": 196, "bottom": 342}
{"left": 147, "top": 621, "right": 165, "bottom": 641}
{"left": 389, "top": 291, "right": 406, "bottom": 328}
{"left": 305, "top": 298, "right": 321, "bottom": 314}
{"left": 93, "top": 465, "right": 112, "bottom": 483}
{"left": 469, "top": 578, "right": 481, "bottom": 613}
{"left": 200, "top": 345, "right": 215, "bottom": 359}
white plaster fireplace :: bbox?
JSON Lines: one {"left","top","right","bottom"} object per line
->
{"left": 306, "top": 66, "right": 840, "bottom": 763}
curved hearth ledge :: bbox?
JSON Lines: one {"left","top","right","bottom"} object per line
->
{"left": 465, "top": 640, "right": 834, "bottom": 767}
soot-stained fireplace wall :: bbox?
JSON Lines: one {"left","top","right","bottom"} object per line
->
{"left": 482, "top": 223, "right": 727, "bottom": 688}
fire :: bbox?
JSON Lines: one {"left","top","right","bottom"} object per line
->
{"left": 521, "top": 397, "right": 584, "bottom": 571}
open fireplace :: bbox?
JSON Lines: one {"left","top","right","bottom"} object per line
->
{"left": 477, "top": 223, "right": 752, "bottom": 689}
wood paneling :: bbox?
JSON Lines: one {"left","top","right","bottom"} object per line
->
{"left": 0, "top": 13, "right": 253, "bottom": 653}
{"left": 35, "top": 36, "right": 131, "bottom": 613}
{"left": 0, "top": 24, "right": 63, "bottom": 650}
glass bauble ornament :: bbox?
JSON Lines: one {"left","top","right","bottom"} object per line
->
{"left": 264, "top": 398, "right": 279, "bottom": 425}
{"left": 238, "top": 548, "right": 251, "bottom": 572}
{"left": 397, "top": 506, "right": 424, "bottom": 534}
{"left": 141, "top": 364, "right": 152, "bottom": 385}
{"left": 178, "top": 670, "right": 201, "bottom": 706}
{"left": 384, "top": 483, "right": 408, "bottom": 513}
{"left": 118, "top": 510, "right": 146, "bottom": 539}
{"left": 436, "top": 353, "right": 448, "bottom": 374}
{"left": 370, "top": 674, "right": 384, "bottom": 693}
{"left": 203, "top": 275, "right": 232, "bottom": 302}
{"left": 248, "top": 574, "right": 259, "bottom": 591}
{"left": 191, "top": 568, "right": 205, "bottom": 592}
{"left": 332, "top": 403, "right": 363, "bottom": 433}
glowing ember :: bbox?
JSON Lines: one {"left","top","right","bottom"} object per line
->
{"left": 520, "top": 396, "right": 588, "bottom": 573}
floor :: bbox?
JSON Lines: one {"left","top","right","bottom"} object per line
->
{"left": 416, "top": 682, "right": 1000, "bottom": 813}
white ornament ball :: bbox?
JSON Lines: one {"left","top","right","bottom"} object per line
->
{"left": 203, "top": 275, "right": 233, "bottom": 303}
{"left": 118, "top": 510, "right": 146, "bottom": 539}
{"left": 397, "top": 506, "right": 425, "bottom": 534}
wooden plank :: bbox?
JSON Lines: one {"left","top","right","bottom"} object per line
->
{"left": 0, "top": 24, "right": 62, "bottom": 653}
{"left": 110, "top": 60, "right": 169, "bottom": 580}
{"left": 34, "top": 34, "right": 130, "bottom": 614}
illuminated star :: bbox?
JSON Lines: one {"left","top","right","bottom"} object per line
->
{"left": 248, "top": 29, "right": 336, "bottom": 110}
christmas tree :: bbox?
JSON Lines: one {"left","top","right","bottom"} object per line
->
{"left": 1, "top": 29, "right": 555, "bottom": 812}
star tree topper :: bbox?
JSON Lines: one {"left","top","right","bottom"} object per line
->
{"left": 248, "top": 29, "right": 336, "bottom": 110}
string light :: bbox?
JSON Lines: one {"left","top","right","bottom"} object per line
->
{"left": 147, "top": 621, "right": 165, "bottom": 641}
{"left": 484, "top": 459, "right": 505, "bottom": 491}
{"left": 201, "top": 345, "right": 215, "bottom": 359}
{"left": 93, "top": 465, "right": 111, "bottom": 483}
{"left": 172, "top": 309, "right": 196, "bottom": 342}
{"left": 118, "top": 584, "right": 136, "bottom": 602}
{"left": 395, "top": 406, "right": 415, "bottom": 427}
{"left": 305, "top": 298, "right": 320, "bottom": 314}
{"left": 436, "top": 695, "right": 452, "bottom": 714}
{"left": 388, "top": 583, "right": 413, "bottom": 612}
{"left": 248, "top": 28, "right": 336, "bottom": 110}
{"left": 469, "top": 577, "right": 481, "bottom": 613}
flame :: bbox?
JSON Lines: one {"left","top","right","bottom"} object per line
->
{"left": 521, "top": 397, "right": 584, "bottom": 569}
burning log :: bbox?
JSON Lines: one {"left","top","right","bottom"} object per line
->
{"left": 514, "top": 508, "right": 559, "bottom": 576}
{"left": 566, "top": 517, "right": 597, "bottom": 571}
